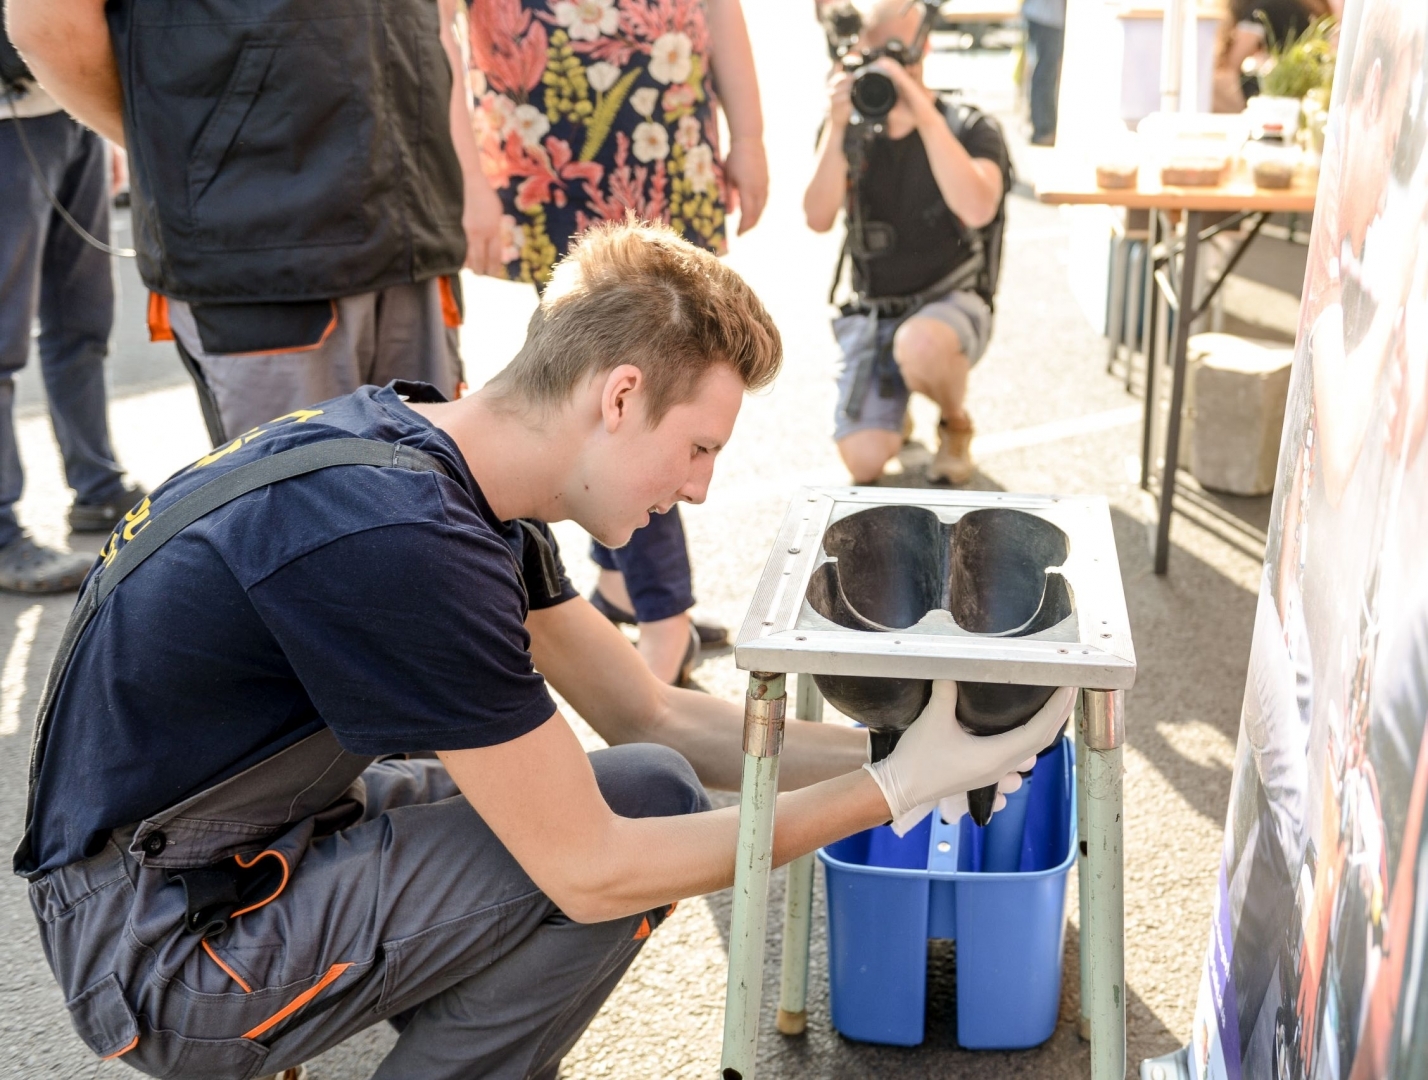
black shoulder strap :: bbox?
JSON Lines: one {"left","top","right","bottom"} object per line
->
{"left": 516, "top": 519, "right": 564, "bottom": 605}
{"left": 14, "top": 437, "right": 446, "bottom": 878}
{"left": 98, "top": 439, "right": 445, "bottom": 603}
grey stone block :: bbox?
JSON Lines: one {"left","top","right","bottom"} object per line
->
{"left": 1185, "top": 332, "right": 1294, "bottom": 496}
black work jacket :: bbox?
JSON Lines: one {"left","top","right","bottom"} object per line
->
{"left": 108, "top": 0, "right": 465, "bottom": 304}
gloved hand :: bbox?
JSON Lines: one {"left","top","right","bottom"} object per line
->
{"left": 923, "top": 765, "right": 1035, "bottom": 835}
{"left": 863, "top": 681, "right": 1076, "bottom": 836}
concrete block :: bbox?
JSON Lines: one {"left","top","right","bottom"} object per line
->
{"left": 1185, "top": 332, "right": 1294, "bottom": 496}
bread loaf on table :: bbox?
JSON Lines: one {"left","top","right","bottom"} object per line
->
{"left": 1160, "top": 157, "right": 1228, "bottom": 186}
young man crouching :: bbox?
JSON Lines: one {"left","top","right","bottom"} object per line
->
{"left": 17, "top": 221, "right": 1068, "bottom": 1080}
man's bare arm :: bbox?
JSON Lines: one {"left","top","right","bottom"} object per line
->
{"left": 706, "top": 0, "right": 767, "bottom": 233}
{"left": 803, "top": 71, "right": 855, "bottom": 233}
{"left": 526, "top": 597, "right": 868, "bottom": 791}
{"left": 437, "top": 0, "right": 503, "bottom": 275}
{"left": 438, "top": 712, "right": 890, "bottom": 923}
{"left": 889, "top": 65, "right": 1002, "bottom": 229}
{"left": 8, "top": 0, "right": 125, "bottom": 145}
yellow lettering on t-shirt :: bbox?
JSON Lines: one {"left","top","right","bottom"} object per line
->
{"left": 193, "top": 437, "right": 245, "bottom": 470}
{"left": 268, "top": 409, "right": 323, "bottom": 425}
{"left": 121, "top": 497, "right": 152, "bottom": 542}
{"left": 189, "top": 410, "right": 325, "bottom": 470}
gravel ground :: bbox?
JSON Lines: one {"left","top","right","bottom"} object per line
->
{"left": 0, "top": 8, "right": 1285, "bottom": 1077}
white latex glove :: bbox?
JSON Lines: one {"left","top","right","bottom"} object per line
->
{"left": 897, "top": 761, "right": 1037, "bottom": 836}
{"left": 864, "top": 682, "right": 1076, "bottom": 836}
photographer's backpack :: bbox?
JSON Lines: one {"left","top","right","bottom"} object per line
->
{"left": 942, "top": 97, "right": 1011, "bottom": 310}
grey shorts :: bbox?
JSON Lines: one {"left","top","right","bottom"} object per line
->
{"left": 168, "top": 279, "right": 462, "bottom": 442}
{"left": 832, "top": 288, "right": 993, "bottom": 441}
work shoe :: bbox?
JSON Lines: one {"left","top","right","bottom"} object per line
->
{"left": 588, "top": 590, "right": 729, "bottom": 649}
{"left": 677, "top": 620, "right": 702, "bottom": 688}
{"left": 926, "top": 413, "right": 976, "bottom": 486}
{"left": 255, "top": 1068, "right": 307, "bottom": 1080}
{"left": 69, "top": 481, "right": 147, "bottom": 533}
{"left": 0, "top": 532, "right": 94, "bottom": 593}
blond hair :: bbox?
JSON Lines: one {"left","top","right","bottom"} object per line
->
{"left": 488, "top": 219, "right": 782, "bottom": 424}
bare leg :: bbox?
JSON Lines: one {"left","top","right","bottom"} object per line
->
{"left": 835, "top": 428, "right": 903, "bottom": 484}
{"left": 894, "top": 316, "right": 976, "bottom": 483}
{"left": 597, "top": 568, "right": 693, "bottom": 685}
{"left": 892, "top": 315, "right": 971, "bottom": 423}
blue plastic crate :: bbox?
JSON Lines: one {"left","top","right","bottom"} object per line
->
{"left": 819, "top": 736, "right": 1076, "bottom": 1049}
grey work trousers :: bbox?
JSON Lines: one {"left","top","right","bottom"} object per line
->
{"left": 30, "top": 744, "right": 709, "bottom": 1080}
{"left": 167, "top": 279, "right": 463, "bottom": 443}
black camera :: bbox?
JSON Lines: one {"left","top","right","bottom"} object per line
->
{"left": 818, "top": 1, "right": 933, "bottom": 124}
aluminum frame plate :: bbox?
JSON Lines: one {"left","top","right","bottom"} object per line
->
{"left": 733, "top": 487, "right": 1137, "bottom": 689}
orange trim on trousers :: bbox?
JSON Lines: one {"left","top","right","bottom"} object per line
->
{"left": 242, "top": 963, "right": 353, "bottom": 1041}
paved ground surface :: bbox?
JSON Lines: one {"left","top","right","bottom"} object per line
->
{"left": 0, "top": 8, "right": 1301, "bottom": 1078}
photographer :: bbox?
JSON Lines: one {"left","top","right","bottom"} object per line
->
{"left": 805, "top": 0, "right": 1011, "bottom": 486}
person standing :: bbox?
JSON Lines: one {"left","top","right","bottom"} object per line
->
{"left": 0, "top": 6, "right": 142, "bottom": 594}
{"left": 8, "top": 0, "right": 490, "bottom": 452}
{"left": 466, "top": 0, "right": 768, "bottom": 685}
{"left": 1021, "top": 0, "right": 1065, "bottom": 146}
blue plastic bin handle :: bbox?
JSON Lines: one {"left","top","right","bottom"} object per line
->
{"left": 927, "top": 810, "right": 961, "bottom": 873}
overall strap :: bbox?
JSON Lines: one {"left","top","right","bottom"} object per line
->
{"left": 14, "top": 438, "right": 447, "bottom": 879}
{"left": 97, "top": 439, "right": 445, "bottom": 602}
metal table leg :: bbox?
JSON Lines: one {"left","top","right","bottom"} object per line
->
{"left": 1107, "top": 220, "right": 1131, "bottom": 374}
{"left": 775, "top": 674, "right": 822, "bottom": 1036}
{"left": 1152, "top": 210, "right": 1202, "bottom": 574}
{"left": 1080, "top": 689, "right": 1126, "bottom": 1080}
{"left": 721, "top": 672, "right": 787, "bottom": 1080}
{"left": 1138, "top": 208, "right": 1162, "bottom": 490}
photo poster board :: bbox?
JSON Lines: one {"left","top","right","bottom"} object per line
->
{"left": 1187, "top": 1, "right": 1428, "bottom": 1078}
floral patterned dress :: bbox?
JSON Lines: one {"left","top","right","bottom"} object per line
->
{"left": 469, "top": 0, "right": 728, "bottom": 284}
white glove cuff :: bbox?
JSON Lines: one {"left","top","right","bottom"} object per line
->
{"left": 862, "top": 759, "right": 910, "bottom": 822}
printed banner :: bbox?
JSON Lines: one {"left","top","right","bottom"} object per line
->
{"left": 1189, "top": 1, "right": 1428, "bottom": 1077}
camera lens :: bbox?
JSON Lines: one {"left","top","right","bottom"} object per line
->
{"left": 851, "top": 69, "right": 897, "bottom": 121}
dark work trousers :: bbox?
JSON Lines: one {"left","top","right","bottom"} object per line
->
{"left": 1025, "top": 19, "right": 1064, "bottom": 144}
{"left": 31, "top": 742, "right": 709, "bottom": 1080}
{"left": 0, "top": 111, "right": 126, "bottom": 547}
{"left": 590, "top": 506, "right": 697, "bottom": 623}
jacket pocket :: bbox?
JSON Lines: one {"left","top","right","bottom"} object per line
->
{"left": 67, "top": 972, "right": 140, "bottom": 1060}
{"left": 187, "top": 43, "right": 275, "bottom": 204}
{"left": 184, "top": 38, "right": 369, "bottom": 253}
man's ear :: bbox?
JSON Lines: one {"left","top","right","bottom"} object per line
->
{"left": 600, "top": 364, "right": 644, "bottom": 433}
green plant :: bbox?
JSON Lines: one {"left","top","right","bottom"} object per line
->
{"left": 1259, "top": 15, "right": 1336, "bottom": 99}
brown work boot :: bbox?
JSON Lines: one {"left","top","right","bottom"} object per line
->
{"left": 926, "top": 412, "right": 976, "bottom": 485}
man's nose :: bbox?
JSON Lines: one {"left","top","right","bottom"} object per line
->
{"left": 678, "top": 461, "right": 714, "bottom": 505}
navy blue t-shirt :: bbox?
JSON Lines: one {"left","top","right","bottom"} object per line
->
{"left": 25, "top": 383, "right": 576, "bottom": 875}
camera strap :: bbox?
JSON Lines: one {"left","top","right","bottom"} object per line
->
{"left": 838, "top": 257, "right": 985, "bottom": 422}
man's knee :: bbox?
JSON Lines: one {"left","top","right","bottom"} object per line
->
{"left": 893, "top": 317, "right": 966, "bottom": 388}
{"left": 591, "top": 744, "right": 711, "bottom": 819}
{"left": 837, "top": 430, "right": 901, "bottom": 484}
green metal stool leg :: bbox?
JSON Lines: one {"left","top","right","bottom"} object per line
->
{"left": 1075, "top": 693, "right": 1092, "bottom": 1041}
{"left": 775, "top": 675, "right": 823, "bottom": 1036}
{"left": 720, "top": 672, "right": 787, "bottom": 1080}
{"left": 1080, "top": 689, "right": 1126, "bottom": 1080}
